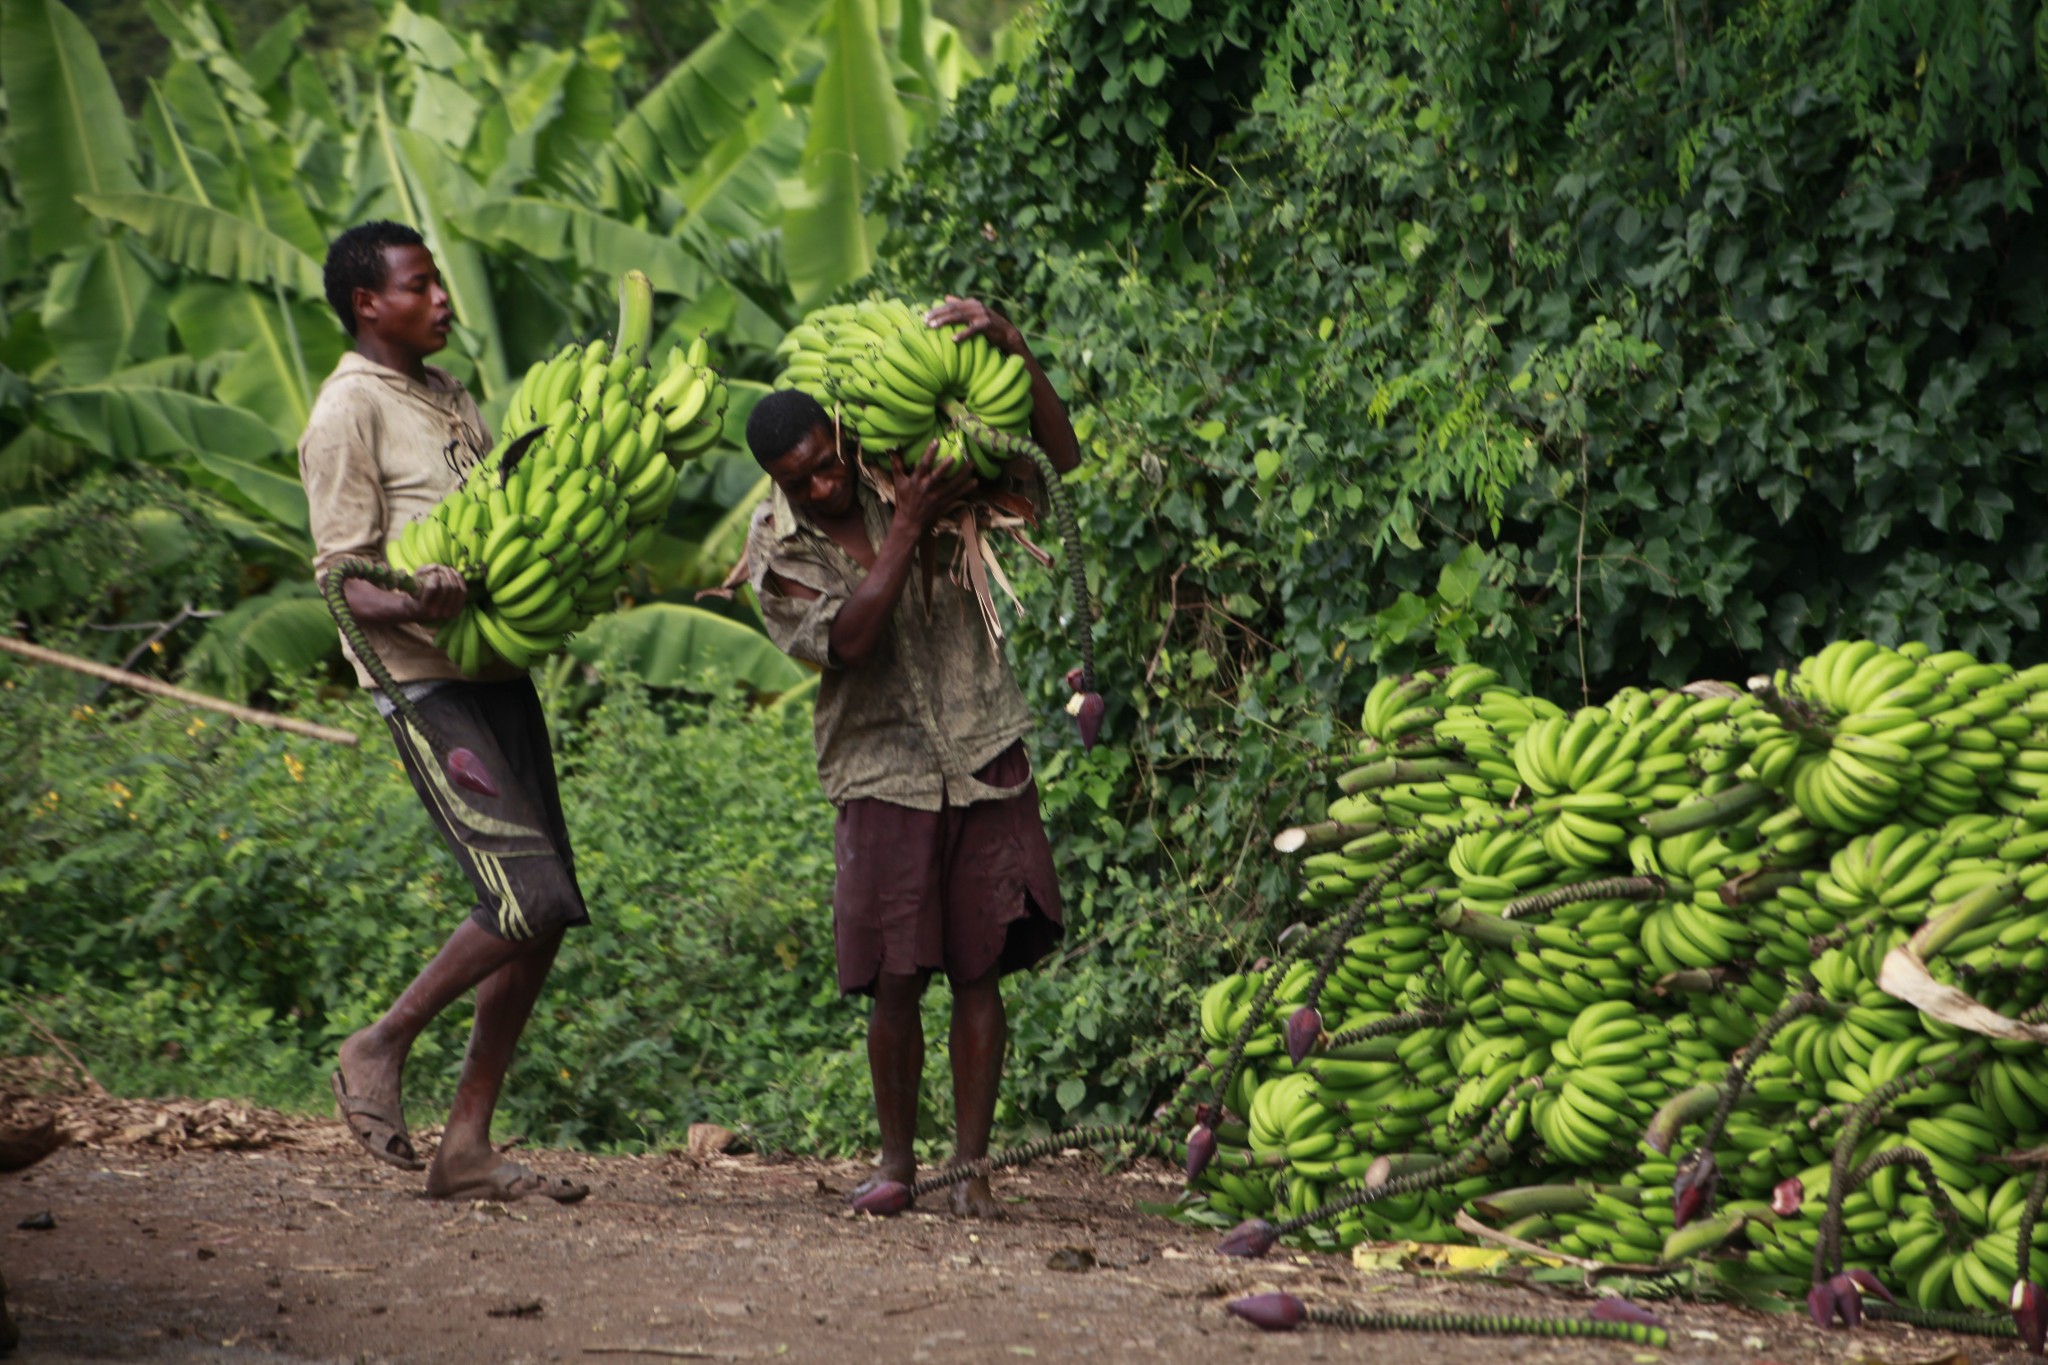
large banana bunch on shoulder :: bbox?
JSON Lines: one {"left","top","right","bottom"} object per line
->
{"left": 772, "top": 295, "right": 1033, "bottom": 479}
{"left": 384, "top": 271, "right": 730, "bottom": 675}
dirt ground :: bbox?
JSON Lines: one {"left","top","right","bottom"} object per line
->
{"left": 0, "top": 1082, "right": 2023, "bottom": 1364}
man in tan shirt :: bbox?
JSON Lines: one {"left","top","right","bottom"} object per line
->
{"left": 300, "top": 220, "right": 587, "bottom": 1203}
{"left": 745, "top": 296, "right": 1080, "bottom": 1217}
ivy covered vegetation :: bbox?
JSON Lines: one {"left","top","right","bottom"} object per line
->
{"left": 877, "top": 0, "right": 2048, "bottom": 1015}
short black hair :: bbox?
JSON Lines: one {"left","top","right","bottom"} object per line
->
{"left": 746, "top": 388, "right": 833, "bottom": 468}
{"left": 324, "top": 221, "right": 425, "bottom": 336}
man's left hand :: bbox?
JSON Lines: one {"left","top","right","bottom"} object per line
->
{"left": 925, "top": 296, "right": 1024, "bottom": 355}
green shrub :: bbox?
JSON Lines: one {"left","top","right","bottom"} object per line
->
{"left": 0, "top": 664, "right": 1216, "bottom": 1153}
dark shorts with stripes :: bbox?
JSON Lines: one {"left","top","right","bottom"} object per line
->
{"left": 380, "top": 677, "right": 588, "bottom": 942}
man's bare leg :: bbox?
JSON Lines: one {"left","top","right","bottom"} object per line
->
{"left": 334, "top": 919, "right": 530, "bottom": 1166}
{"left": 948, "top": 968, "right": 1006, "bottom": 1218}
{"left": 855, "top": 969, "right": 930, "bottom": 1197}
{"left": 426, "top": 930, "right": 564, "bottom": 1195}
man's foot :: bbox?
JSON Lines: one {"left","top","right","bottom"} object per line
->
{"left": 426, "top": 1148, "right": 587, "bottom": 1204}
{"left": 948, "top": 1174, "right": 1003, "bottom": 1219}
{"left": 331, "top": 1032, "right": 421, "bottom": 1171}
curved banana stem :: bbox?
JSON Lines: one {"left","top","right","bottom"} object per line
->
{"left": 906, "top": 1122, "right": 1172, "bottom": 1199}
{"left": 1501, "top": 875, "right": 1665, "bottom": 920}
{"left": 1865, "top": 1302, "right": 2016, "bottom": 1336}
{"left": 1322, "top": 1006, "right": 1448, "bottom": 1052}
{"left": 2018, "top": 1166, "right": 2048, "bottom": 1288}
{"left": 1695, "top": 991, "right": 1822, "bottom": 1161}
{"left": 1816, "top": 1052, "right": 1975, "bottom": 1282}
{"left": 318, "top": 560, "right": 497, "bottom": 798}
{"left": 1845, "top": 1145, "right": 1967, "bottom": 1248}
{"left": 1300, "top": 1305, "right": 1667, "bottom": 1347}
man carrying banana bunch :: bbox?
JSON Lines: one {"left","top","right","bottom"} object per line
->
{"left": 299, "top": 220, "right": 589, "bottom": 1204}
{"left": 744, "top": 297, "right": 1081, "bottom": 1217}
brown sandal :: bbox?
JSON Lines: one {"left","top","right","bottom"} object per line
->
{"left": 330, "top": 1069, "right": 424, "bottom": 1172}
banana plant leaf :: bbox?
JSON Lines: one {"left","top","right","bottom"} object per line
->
{"left": 34, "top": 383, "right": 307, "bottom": 532}
{"left": 607, "top": 0, "right": 829, "bottom": 189}
{"left": 782, "top": 0, "right": 910, "bottom": 306}
{"left": 450, "top": 198, "right": 717, "bottom": 300}
{"left": 567, "top": 601, "right": 804, "bottom": 693}
{"left": 41, "top": 238, "right": 171, "bottom": 383}
{"left": 166, "top": 283, "right": 341, "bottom": 446}
{"left": 1, "top": 0, "right": 141, "bottom": 255}
{"left": 181, "top": 579, "right": 338, "bottom": 697}
{"left": 77, "top": 193, "right": 324, "bottom": 298}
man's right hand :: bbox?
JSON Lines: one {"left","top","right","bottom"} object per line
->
{"left": 890, "top": 442, "right": 979, "bottom": 536}
{"left": 411, "top": 563, "right": 468, "bottom": 621}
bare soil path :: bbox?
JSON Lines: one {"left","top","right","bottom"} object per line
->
{"left": 0, "top": 1084, "right": 2015, "bottom": 1364}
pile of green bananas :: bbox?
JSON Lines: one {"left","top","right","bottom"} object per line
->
{"left": 772, "top": 296, "right": 1034, "bottom": 477}
{"left": 383, "top": 271, "right": 728, "bottom": 673}
{"left": 1173, "top": 642, "right": 2048, "bottom": 1324}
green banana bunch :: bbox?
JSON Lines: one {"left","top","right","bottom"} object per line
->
{"left": 381, "top": 272, "right": 731, "bottom": 675}
{"left": 773, "top": 295, "right": 1034, "bottom": 478}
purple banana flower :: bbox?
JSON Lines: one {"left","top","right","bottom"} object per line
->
{"left": 1184, "top": 1122, "right": 1217, "bottom": 1181}
{"left": 1771, "top": 1176, "right": 1804, "bottom": 1218}
{"left": 1672, "top": 1149, "right": 1718, "bottom": 1228}
{"left": 1589, "top": 1297, "right": 1663, "bottom": 1328}
{"left": 1226, "top": 1292, "right": 1305, "bottom": 1332}
{"left": 1809, "top": 1269, "right": 1893, "bottom": 1330}
{"left": 1217, "top": 1218, "right": 1278, "bottom": 1259}
{"left": 1074, "top": 692, "right": 1106, "bottom": 749}
{"left": 2012, "top": 1279, "right": 2046, "bottom": 1354}
{"left": 1284, "top": 1006, "right": 1323, "bottom": 1065}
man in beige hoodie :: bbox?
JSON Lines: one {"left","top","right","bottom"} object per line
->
{"left": 300, "top": 220, "right": 586, "bottom": 1203}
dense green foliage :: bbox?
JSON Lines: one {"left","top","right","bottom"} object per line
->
{"left": 0, "top": 0, "right": 981, "bottom": 694}
{"left": 0, "top": 666, "right": 1205, "bottom": 1149}
{"left": 875, "top": 0, "right": 2048, "bottom": 994}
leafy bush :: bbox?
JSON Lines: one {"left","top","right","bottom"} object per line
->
{"left": 0, "top": 664, "right": 1212, "bottom": 1151}
{"left": 872, "top": 0, "right": 2048, "bottom": 1054}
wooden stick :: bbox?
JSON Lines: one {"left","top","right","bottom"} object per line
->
{"left": 0, "top": 634, "right": 359, "bottom": 747}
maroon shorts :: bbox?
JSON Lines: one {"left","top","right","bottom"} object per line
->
{"left": 832, "top": 742, "right": 1064, "bottom": 995}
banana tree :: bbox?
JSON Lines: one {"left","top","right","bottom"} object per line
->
{"left": 0, "top": 0, "right": 996, "bottom": 699}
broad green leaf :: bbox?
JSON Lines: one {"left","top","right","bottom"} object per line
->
{"left": 451, "top": 198, "right": 716, "bottom": 299}
{"left": 243, "top": 5, "right": 308, "bottom": 88}
{"left": 167, "top": 283, "right": 343, "bottom": 443}
{"left": 38, "top": 381, "right": 286, "bottom": 465}
{"left": 782, "top": 0, "right": 910, "bottom": 306}
{"left": 568, "top": 601, "right": 805, "bottom": 692}
{"left": 77, "top": 193, "right": 324, "bottom": 297}
{"left": 1, "top": 0, "right": 141, "bottom": 255}
{"left": 672, "top": 100, "right": 806, "bottom": 246}
{"left": 181, "top": 448, "right": 308, "bottom": 531}
{"left": 382, "top": 1, "right": 471, "bottom": 74}
{"left": 608, "top": 0, "right": 829, "bottom": 187}
{"left": 407, "top": 69, "right": 482, "bottom": 150}
{"left": 181, "top": 581, "right": 335, "bottom": 698}
{"left": 196, "top": 496, "right": 312, "bottom": 560}
{"left": 42, "top": 239, "right": 170, "bottom": 382}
